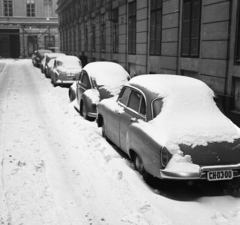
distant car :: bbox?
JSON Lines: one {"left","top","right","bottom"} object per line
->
{"left": 74, "top": 61, "right": 130, "bottom": 121}
{"left": 97, "top": 75, "right": 240, "bottom": 183}
{"left": 44, "top": 53, "right": 66, "bottom": 78}
{"left": 32, "top": 49, "right": 52, "bottom": 67}
{"left": 50, "top": 55, "right": 82, "bottom": 87}
{"left": 40, "top": 53, "right": 48, "bottom": 73}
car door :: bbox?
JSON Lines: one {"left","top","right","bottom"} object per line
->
{"left": 119, "top": 89, "right": 146, "bottom": 152}
{"left": 106, "top": 87, "right": 132, "bottom": 147}
{"left": 76, "top": 71, "right": 92, "bottom": 104}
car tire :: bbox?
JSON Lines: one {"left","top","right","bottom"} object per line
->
{"left": 102, "top": 119, "right": 107, "bottom": 138}
{"left": 134, "top": 153, "right": 153, "bottom": 184}
{"left": 69, "top": 89, "right": 75, "bottom": 102}
{"left": 80, "top": 101, "right": 90, "bottom": 121}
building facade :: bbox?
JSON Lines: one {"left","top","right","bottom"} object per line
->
{"left": 56, "top": 0, "right": 240, "bottom": 126}
{"left": 0, "top": 0, "right": 59, "bottom": 58}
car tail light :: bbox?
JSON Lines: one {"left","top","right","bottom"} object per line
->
{"left": 161, "top": 147, "right": 169, "bottom": 168}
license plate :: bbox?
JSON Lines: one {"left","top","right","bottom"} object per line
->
{"left": 207, "top": 170, "right": 233, "bottom": 181}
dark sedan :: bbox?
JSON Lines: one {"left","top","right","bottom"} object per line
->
{"left": 97, "top": 75, "right": 240, "bottom": 183}
{"left": 50, "top": 55, "right": 82, "bottom": 87}
{"left": 32, "top": 49, "right": 52, "bottom": 67}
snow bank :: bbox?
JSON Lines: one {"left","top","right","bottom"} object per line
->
{"left": 84, "top": 62, "right": 129, "bottom": 96}
{"left": 129, "top": 75, "right": 240, "bottom": 154}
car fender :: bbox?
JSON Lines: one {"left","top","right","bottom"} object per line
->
{"left": 127, "top": 123, "right": 164, "bottom": 178}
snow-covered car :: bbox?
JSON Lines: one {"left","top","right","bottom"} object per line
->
{"left": 32, "top": 49, "right": 52, "bottom": 67}
{"left": 44, "top": 53, "right": 66, "bottom": 78}
{"left": 74, "top": 61, "right": 130, "bottom": 121}
{"left": 50, "top": 55, "right": 82, "bottom": 87}
{"left": 96, "top": 75, "right": 240, "bottom": 183}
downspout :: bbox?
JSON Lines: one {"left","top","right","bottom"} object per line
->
{"left": 126, "top": 2, "right": 129, "bottom": 71}
{"left": 177, "top": 0, "right": 183, "bottom": 74}
{"left": 146, "top": 0, "right": 150, "bottom": 74}
{"left": 224, "top": 0, "right": 235, "bottom": 114}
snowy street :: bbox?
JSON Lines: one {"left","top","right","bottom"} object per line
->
{"left": 0, "top": 59, "right": 240, "bottom": 225}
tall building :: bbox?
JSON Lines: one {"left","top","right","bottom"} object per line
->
{"left": 0, "top": 0, "right": 59, "bottom": 58}
{"left": 56, "top": 0, "right": 240, "bottom": 125}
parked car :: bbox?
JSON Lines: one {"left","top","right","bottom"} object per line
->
{"left": 40, "top": 53, "right": 48, "bottom": 73}
{"left": 50, "top": 55, "right": 82, "bottom": 87}
{"left": 44, "top": 53, "right": 66, "bottom": 78}
{"left": 96, "top": 75, "right": 240, "bottom": 183}
{"left": 73, "top": 61, "right": 130, "bottom": 120}
{"left": 32, "top": 49, "right": 52, "bottom": 67}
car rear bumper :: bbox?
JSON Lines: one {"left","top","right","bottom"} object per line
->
{"left": 87, "top": 112, "right": 97, "bottom": 118}
{"left": 56, "top": 79, "right": 75, "bottom": 85}
{"left": 160, "top": 163, "right": 240, "bottom": 180}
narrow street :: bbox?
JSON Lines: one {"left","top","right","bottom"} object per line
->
{"left": 0, "top": 59, "right": 240, "bottom": 225}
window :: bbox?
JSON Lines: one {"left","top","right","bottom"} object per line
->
{"left": 81, "top": 73, "right": 91, "bottom": 89}
{"left": 100, "top": 14, "right": 106, "bottom": 52}
{"left": 43, "top": 0, "right": 53, "bottom": 18}
{"left": 181, "top": 0, "right": 201, "bottom": 57}
{"left": 236, "top": 2, "right": 240, "bottom": 62}
{"left": 112, "top": 8, "right": 119, "bottom": 53}
{"left": 4, "top": 0, "right": 13, "bottom": 16}
{"left": 119, "top": 87, "right": 132, "bottom": 106}
{"left": 152, "top": 98, "right": 163, "bottom": 118}
{"left": 44, "top": 36, "right": 55, "bottom": 51}
{"left": 128, "top": 90, "right": 141, "bottom": 112}
{"left": 26, "top": 0, "right": 35, "bottom": 17}
{"left": 150, "top": 0, "right": 162, "bottom": 55}
{"left": 92, "top": 24, "right": 96, "bottom": 52}
{"left": 128, "top": 1, "right": 136, "bottom": 54}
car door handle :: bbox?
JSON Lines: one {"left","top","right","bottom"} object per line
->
{"left": 130, "top": 118, "right": 138, "bottom": 123}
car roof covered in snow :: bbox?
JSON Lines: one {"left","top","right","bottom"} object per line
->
{"left": 83, "top": 61, "right": 130, "bottom": 95}
{"left": 128, "top": 74, "right": 240, "bottom": 153}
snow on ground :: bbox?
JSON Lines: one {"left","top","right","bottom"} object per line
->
{"left": 0, "top": 59, "right": 240, "bottom": 225}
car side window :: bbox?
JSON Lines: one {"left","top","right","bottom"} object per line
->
{"left": 78, "top": 71, "right": 83, "bottom": 83}
{"left": 128, "top": 90, "right": 141, "bottom": 112}
{"left": 119, "top": 87, "right": 132, "bottom": 106}
{"left": 152, "top": 98, "right": 163, "bottom": 119}
{"left": 81, "top": 73, "right": 91, "bottom": 89}
{"left": 140, "top": 97, "right": 146, "bottom": 116}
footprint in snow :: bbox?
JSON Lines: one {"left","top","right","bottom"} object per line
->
{"left": 212, "top": 212, "right": 229, "bottom": 224}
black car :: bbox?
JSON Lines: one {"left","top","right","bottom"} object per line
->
{"left": 32, "top": 49, "right": 52, "bottom": 67}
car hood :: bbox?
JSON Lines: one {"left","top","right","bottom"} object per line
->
{"left": 179, "top": 138, "right": 240, "bottom": 166}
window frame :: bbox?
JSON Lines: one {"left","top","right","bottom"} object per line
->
{"left": 181, "top": 0, "right": 201, "bottom": 58}
{"left": 150, "top": 0, "right": 162, "bottom": 55}
{"left": 4, "top": 0, "right": 13, "bottom": 17}
{"left": 128, "top": 1, "right": 136, "bottom": 55}
{"left": 235, "top": 1, "right": 240, "bottom": 63}
{"left": 26, "top": 0, "right": 35, "bottom": 17}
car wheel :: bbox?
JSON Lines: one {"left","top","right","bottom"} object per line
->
{"left": 134, "top": 153, "right": 153, "bottom": 184}
{"left": 69, "top": 89, "right": 75, "bottom": 102}
{"left": 81, "top": 101, "right": 90, "bottom": 120}
{"left": 52, "top": 76, "right": 57, "bottom": 87}
{"left": 102, "top": 119, "right": 107, "bottom": 138}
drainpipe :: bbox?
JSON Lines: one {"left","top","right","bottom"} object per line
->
{"left": 146, "top": 0, "right": 150, "bottom": 74}
{"left": 177, "top": 0, "right": 183, "bottom": 75}
{"left": 126, "top": 2, "right": 129, "bottom": 71}
{"left": 225, "top": 0, "right": 236, "bottom": 114}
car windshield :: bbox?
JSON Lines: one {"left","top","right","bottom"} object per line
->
{"left": 62, "top": 59, "right": 81, "bottom": 69}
